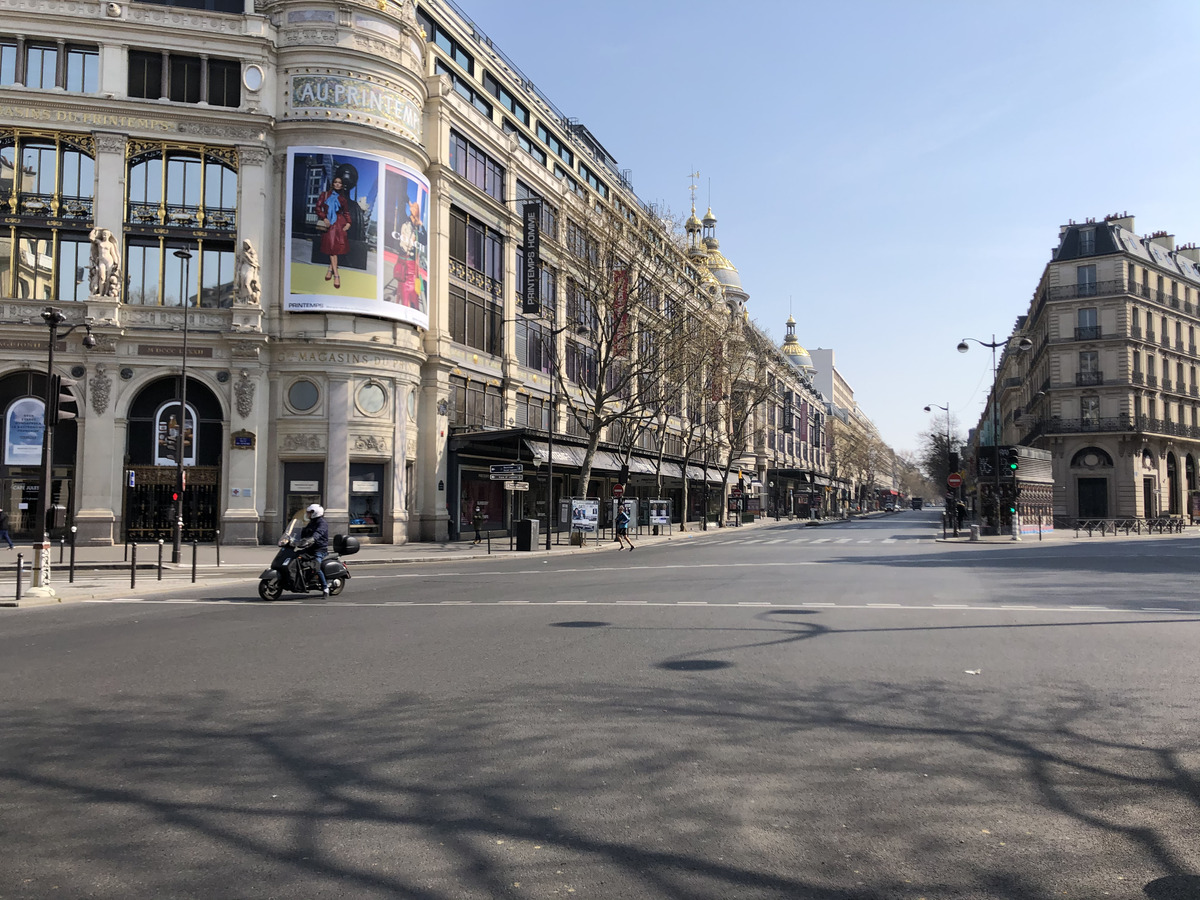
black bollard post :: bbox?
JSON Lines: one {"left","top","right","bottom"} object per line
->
{"left": 15, "top": 552, "right": 24, "bottom": 603}
{"left": 215, "top": 529, "right": 221, "bottom": 567}
{"left": 130, "top": 543, "right": 137, "bottom": 590}
{"left": 124, "top": 537, "right": 129, "bottom": 563}
{"left": 157, "top": 539, "right": 164, "bottom": 581}
{"left": 191, "top": 540, "right": 198, "bottom": 583}
{"left": 69, "top": 526, "right": 77, "bottom": 584}
{"left": 59, "top": 536, "right": 65, "bottom": 564}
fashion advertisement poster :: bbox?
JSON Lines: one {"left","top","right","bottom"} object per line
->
{"left": 284, "top": 147, "right": 430, "bottom": 330}
{"left": 153, "top": 402, "right": 196, "bottom": 467}
{"left": 4, "top": 397, "right": 44, "bottom": 466}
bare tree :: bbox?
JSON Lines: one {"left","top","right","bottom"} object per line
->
{"left": 548, "top": 206, "right": 694, "bottom": 499}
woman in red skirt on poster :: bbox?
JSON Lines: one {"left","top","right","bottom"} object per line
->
{"left": 315, "top": 175, "right": 352, "bottom": 289}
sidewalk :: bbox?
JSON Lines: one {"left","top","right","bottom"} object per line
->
{"left": 0, "top": 519, "right": 756, "bottom": 607}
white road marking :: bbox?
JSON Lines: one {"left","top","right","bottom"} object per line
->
{"left": 811, "top": 538, "right": 831, "bottom": 544}
{"left": 788, "top": 538, "right": 809, "bottom": 543}
{"left": 79, "top": 599, "right": 1200, "bottom": 616}
{"left": 835, "top": 538, "right": 852, "bottom": 544}
{"left": 881, "top": 539, "right": 897, "bottom": 544}
{"left": 763, "top": 539, "right": 787, "bottom": 544}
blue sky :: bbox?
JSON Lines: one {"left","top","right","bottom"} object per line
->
{"left": 458, "top": 0, "right": 1200, "bottom": 452}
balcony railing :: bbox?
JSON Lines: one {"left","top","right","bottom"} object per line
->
{"left": 1133, "top": 371, "right": 1144, "bottom": 384}
{"left": 1191, "top": 385, "right": 1199, "bottom": 398}
{"left": 1074, "top": 325, "right": 1102, "bottom": 340}
{"left": 1076, "top": 371, "right": 1104, "bottom": 386}
{"left": 1131, "top": 327, "right": 1143, "bottom": 340}
{"left": 1148, "top": 374, "right": 1159, "bottom": 387}
{"left": 1023, "top": 414, "right": 1200, "bottom": 444}
{"left": 1162, "top": 379, "right": 1174, "bottom": 392}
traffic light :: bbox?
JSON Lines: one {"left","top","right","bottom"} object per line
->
{"left": 171, "top": 492, "right": 180, "bottom": 502}
{"left": 1008, "top": 449, "right": 1019, "bottom": 473}
{"left": 948, "top": 451, "right": 960, "bottom": 473}
{"left": 47, "top": 374, "right": 79, "bottom": 425}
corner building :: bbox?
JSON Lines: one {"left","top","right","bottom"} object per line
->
{"left": 0, "top": 0, "right": 830, "bottom": 545}
{"left": 1004, "top": 214, "right": 1200, "bottom": 521}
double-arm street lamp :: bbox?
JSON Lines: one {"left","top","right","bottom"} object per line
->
{"left": 957, "top": 334, "right": 1033, "bottom": 537}
{"left": 924, "top": 402, "right": 953, "bottom": 535}
{"left": 33, "top": 308, "right": 96, "bottom": 592}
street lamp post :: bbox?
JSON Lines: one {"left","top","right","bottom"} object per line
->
{"left": 958, "top": 334, "right": 1033, "bottom": 538}
{"left": 32, "top": 307, "right": 95, "bottom": 595}
{"left": 924, "top": 402, "right": 953, "bottom": 536}
{"left": 172, "top": 248, "right": 193, "bottom": 563}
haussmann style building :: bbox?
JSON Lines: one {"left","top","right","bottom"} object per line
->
{"left": 0, "top": 0, "right": 840, "bottom": 547}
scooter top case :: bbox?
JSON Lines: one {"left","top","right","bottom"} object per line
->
{"left": 333, "top": 534, "right": 360, "bottom": 555}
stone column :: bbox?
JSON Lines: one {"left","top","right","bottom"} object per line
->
{"left": 326, "top": 377, "right": 350, "bottom": 536}
{"left": 74, "top": 358, "right": 118, "bottom": 545}
{"left": 222, "top": 363, "right": 264, "bottom": 544}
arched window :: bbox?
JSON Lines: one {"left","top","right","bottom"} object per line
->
{"left": 1070, "top": 446, "right": 1114, "bottom": 468}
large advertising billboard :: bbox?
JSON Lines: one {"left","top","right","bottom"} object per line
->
{"left": 285, "top": 147, "right": 429, "bottom": 329}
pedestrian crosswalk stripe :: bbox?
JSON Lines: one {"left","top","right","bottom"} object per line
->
{"left": 834, "top": 538, "right": 851, "bottom": 543}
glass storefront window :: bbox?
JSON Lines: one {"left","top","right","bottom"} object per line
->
{"left": 349, "top": 463, "right": 383, "bottom": 537}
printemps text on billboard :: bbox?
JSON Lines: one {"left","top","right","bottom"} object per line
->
{"left": 284, "top": 147, "right": 430, "bottom": 329}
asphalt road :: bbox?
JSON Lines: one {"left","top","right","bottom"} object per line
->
{"left": 3, "top": 510, "right": 1200, "bottom": 899}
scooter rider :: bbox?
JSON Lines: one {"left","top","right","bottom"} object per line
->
{"left": 299, "top": 503, "right": 330, "bottom": 596}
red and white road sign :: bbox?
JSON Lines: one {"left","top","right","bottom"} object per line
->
{"left": 947, "top": 472, "right": 963, "bottom": 489}
{"left": 612, "top": 483, "right": 625, "bottom": 498}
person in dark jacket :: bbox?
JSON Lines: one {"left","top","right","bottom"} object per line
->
{"left": 0, "top": 508, "right": 13, "bottom": 550}
{"left": 300, "top": 503, "right": 330, "bottom": 595}
{"left": 472, "top": 505, "right": 484, "bottom": 544}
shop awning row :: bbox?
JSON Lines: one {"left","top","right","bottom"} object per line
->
{"left": 523, "top": 441, "right": 735, "bottom": 484}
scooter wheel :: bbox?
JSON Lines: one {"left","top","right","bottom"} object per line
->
{"left": 258, "top": 579, "right": 282, "bottom": 601}
{"left": 327, "top": 577, "right": 345, "bottom": 597}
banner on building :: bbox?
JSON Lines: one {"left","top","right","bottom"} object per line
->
{"left": 4, "top": 397, "right": 43, "bottom": 466}
{"left": 284, "top": 147, "right": 429, "bottom": 329}
{"left": 522, "top": 203, "right": 540, "bottom": 315}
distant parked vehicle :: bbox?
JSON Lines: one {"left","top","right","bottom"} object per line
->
{"left": 911, "top": 498, "right": 924, "bottom": 510}
{"left": 884, "top": 502, "right": 896, "bottom": 512}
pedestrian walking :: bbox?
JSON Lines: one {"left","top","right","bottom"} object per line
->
{"left": 955, "top": 500, "right": 967, "bottom": 530}
{"left": 472, "top": 505, "right": 484, "bottom": 544}
{"left": 615, "top": 505, "right": 634, "bottom": 551}
{"left": 0, "top": 508, "right": 12, "bottom": 549}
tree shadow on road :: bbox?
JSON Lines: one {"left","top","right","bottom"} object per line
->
{"left": 4, "top": 661, "right": 1200, "bottom": 898}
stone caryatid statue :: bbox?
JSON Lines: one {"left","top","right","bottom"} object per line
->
{"left": 88, "top": 228, "right": 121, "bottom": 298}
{"left": 235, "top": 239, "right": 261, "bottom": 305}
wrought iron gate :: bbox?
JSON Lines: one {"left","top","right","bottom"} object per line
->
{"left": 124, "top": 466, "right": 220, "bottom": 543}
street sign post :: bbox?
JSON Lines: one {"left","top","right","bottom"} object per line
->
{"left": 503, "top": 481, "right": 530, "bottom": 491}
{"left": 947, "top": 472, "right": 963, "bottom": 489}
{"left": 490, "top": 463, "right": 523, "bottom": 481}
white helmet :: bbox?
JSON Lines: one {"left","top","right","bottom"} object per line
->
{"left": 306, "top": 503, "right": 324, "bottom": 518}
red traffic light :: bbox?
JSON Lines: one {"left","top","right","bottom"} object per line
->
{"left": 171, "top": 492, "right": 179, "bottom": 502}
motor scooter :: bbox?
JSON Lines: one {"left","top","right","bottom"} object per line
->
{"left": 258, "top": 530, "right": 359, "bottom": 601}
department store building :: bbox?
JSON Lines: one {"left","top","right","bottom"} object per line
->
{"left": 0, "top": 0, "right": 832, "bottom": 546}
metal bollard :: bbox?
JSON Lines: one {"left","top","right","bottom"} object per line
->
{"left": 59, "top": 536, "right": 65, "bottom": 564}
{"left": 15, "top": 552, "right": 24, "bottom": 603}
{"left": 130, "top": 542, "right": 137, "bottom": 590}
{"left": 191, "top": 540, "right": 198, "bottom": 583}
{"left": 124, "top": 538, "right": 129, "bottom": 562}
{"left": 215, "top": 529, "right": 221, "bottom": 567}
{"left": 69, "top": 526, "right": 77, "bottom": 584}
{"left": 157, "top": 539, "right": 164, "bottom": 581}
